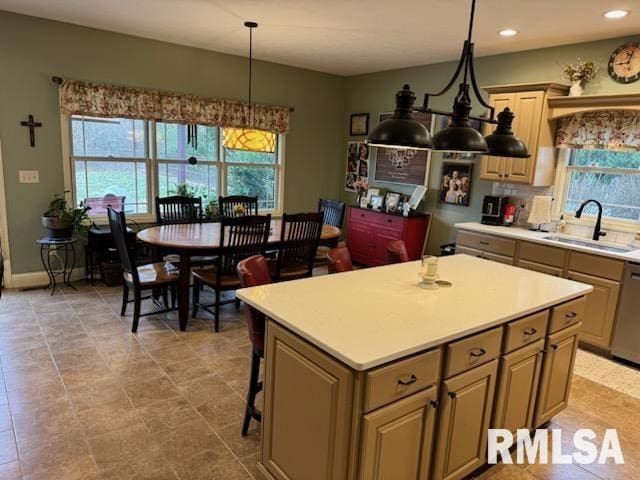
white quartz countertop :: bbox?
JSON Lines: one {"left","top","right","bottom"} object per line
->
{"left": 236, "top": 255, "right": 592, "bottom": 371}
{"left": 455, "top": 222, "right": 640, "bottom": 262}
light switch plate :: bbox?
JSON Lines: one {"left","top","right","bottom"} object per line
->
{"left": 19, "top": 170, "right": 39, "bottom": 183}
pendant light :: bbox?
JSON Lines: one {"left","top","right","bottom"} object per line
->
{"left": 368, "top": 0, "right": 529, "bottom": 158}
{"left": 222, "top": 21, "right": 277, "bottom": 154}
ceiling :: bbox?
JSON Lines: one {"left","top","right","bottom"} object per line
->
{"left": 0, "top": 0, "right": 638, "bottom": 76}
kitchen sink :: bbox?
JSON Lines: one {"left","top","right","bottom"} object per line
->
{"left": 544, "top": 235, "right": 635, "bottom": 254}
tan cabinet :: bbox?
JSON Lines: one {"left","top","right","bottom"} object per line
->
{"left": 567, "top": 271, "right": 621, "bottom": 350}
{"left": 432, "top": 360, "right": 499, "bottom": 480}
{"left": 262, "top": 322, "right": 354, "bottom": 480}
{"left": 479, "top": 82, "right": 569, "bottom": 186}
{"left": 517, "top": 259, "right": 563, "bottom": 277}
{"left": 534, "top": 322, "right": 582, "bottom": 427}
{"left": 493, "top": 340, "right": 544, "bottom": 433}
{"left": 456, "top": 231, "right": 515, "bottom": 266}
{"left": 360, "top": 387, "right": 438, "bottom": 480}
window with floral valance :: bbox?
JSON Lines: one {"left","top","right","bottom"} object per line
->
{"left": 555, "top": 110, "right": 640, "bottom": 151}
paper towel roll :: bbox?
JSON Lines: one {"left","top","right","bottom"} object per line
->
{"left": 528, "top": 195, "right": 553, "bottom": 226}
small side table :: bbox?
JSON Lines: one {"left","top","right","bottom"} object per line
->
{"left": 37, "top": 237, "right": 77, "bottom": 295}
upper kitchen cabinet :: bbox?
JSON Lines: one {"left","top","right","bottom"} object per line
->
{"left": 479, "top": 82, "right": 569, "bottom": 186}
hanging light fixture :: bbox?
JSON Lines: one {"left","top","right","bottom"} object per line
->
{"left": 368, "top": 0, "right": 529, "bottom": 158}
{"left": 222, "top": 21, "right": 277, "bottom": 154}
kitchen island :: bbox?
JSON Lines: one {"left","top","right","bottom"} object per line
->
{"left": 237, "top": 255, "right": 593, "bottom": 480}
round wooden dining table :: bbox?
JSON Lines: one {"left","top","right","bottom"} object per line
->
{"left": 137, "top": 220, "right": 341, "bottom": 331}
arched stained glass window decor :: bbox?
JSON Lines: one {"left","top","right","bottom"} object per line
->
{"left": 222, "top": 127, "right": 277, "bottom": 153}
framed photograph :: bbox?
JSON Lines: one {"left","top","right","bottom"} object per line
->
{"left": 370, "top": 195, "right": 384, "bottom": 211}
{"left": 350, "top": 113, "right": 369, "bottom": 136}
{"left": 373, "top": 111, "right": 432, "bottom": 186}
{"left": 385, "top": 192, "right": 400, "bottom": 213}
{"left": 345, "top": 141, "right": 369, "bottom": 192}
{"left": 440, "top": 162, "right": 473, "bottom": 206}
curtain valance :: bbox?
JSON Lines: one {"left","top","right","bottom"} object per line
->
{"left": 555, "top": 110, "right": 640, "bottom": 151}
{"left": 59, "top": 80, "right": 291, "bottom": 134}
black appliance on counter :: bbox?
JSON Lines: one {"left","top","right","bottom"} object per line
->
{"left": 481, "top": 195, "right": 509, "bottom": 226}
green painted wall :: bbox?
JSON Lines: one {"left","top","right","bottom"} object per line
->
{"left": 0, "top": 11, "right": 346, "bottom": 274}
{"left": 344, "top": 35, "right": 640, "bottom": 254}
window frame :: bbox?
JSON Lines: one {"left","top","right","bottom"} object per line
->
{"left": 552, "top": 148, "right": 640, "bottom": 232}
{"left": 61, "top": 115, "right": 285, "bottom": 224}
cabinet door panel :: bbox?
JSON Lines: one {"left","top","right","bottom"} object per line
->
{"left": 360, "top": 387, "right": 438, "bottom": 480}
{"left": 349, "top": 221, "right": 375, "bottom": 263}
{"left": 567, "top": 271, "right": 620, "bottom": 350}
{"left": 505, "top": 92, "right": 544, "bottom": 183}
{"left": 480, "top": 93, "right": 515, "bottom": 181}
{"left": 493, "top": 340, "right": 544, "bottom": 433}
{"left": 432, "top": 360, "right": 498, "bottom": 480}
{"left": 534, "top": 322, "right": 581, "bottom": 427}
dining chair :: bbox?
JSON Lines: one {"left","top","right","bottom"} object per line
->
{"left": 236, "top": 255, "right": 271, "bottom": 436}
{"left": 327, "top": 246, "right": 353, "bottom": 274}
{"left": 107, "top": 207, "right": 178, "bottom": 333}
{"left": 316, "top": 198, "right": 346, "bottom": 261}
{"left": 155, "top": 196, "right": 203, "bottom": 225}
{"left": 387, "top": 239, "right": 410, "bottom": 264}
{"left": 270, "top": 212, "right": 323, "bottom": 282}
{"left": 191, "top": 214, "right": 271, "bottom": 331}
{"left": 218, "top": 195, "right": 259, "bottom": 218}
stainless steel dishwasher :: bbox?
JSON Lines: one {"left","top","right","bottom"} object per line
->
{"left": 611, "top": 262, "right": 640, "bottom": 364}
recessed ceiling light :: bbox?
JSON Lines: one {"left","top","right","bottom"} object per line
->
{"left": 499, "top": 29, "right": 519, "bottom": 37}
{"left": 604, "top": 10, "right": 629, "bottom": 19}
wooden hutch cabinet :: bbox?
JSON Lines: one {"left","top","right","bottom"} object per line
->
{"left": 480, "top": 82, "right": 569, "bottom": 186}
{"left": 347, "top": 207, "right": 430, "bottom": 266}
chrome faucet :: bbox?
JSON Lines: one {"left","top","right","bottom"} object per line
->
{"left": 575, "top": 199, "right": 607, "bottom": 241}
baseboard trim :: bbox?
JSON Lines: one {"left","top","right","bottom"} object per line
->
{"left": 7, "top": 268, "right": 85, "bottom": 290}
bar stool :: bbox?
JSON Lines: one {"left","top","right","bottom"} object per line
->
{"left": 387, "top": 239, "right": 410, "bottom": 264}
{"left": 327, "top": 247, "right": 353, "bottom": 274}
{"left": 237, "top": 255, "right": 271, "bottom": 436}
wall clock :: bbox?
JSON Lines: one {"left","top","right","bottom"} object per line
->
{"left": 608, "top": 42, "right": 640, "bottom": 84}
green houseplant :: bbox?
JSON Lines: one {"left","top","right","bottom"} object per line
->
{"left": 42, "top": 193, "right": 90, "bottom": 239}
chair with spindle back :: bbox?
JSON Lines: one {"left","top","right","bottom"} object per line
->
{"left": 327, "top": 246, "right": 353, "bottom": 274}
{"left": 271, "top": 212, "right": 323, "bottom": 282}
{"left": 191, "top": 214, "right": 271, "bottom": 332}
{"left": 316, "top": 199, "right": 346, "bottom": 262}
{"left": 387, "top": 239, "right": 410, "bottom": 264}
{"left": 107, "top": 207, "right": 178, "bottom": 332}
{"left": 218, "top": 195, "right": 259, "bottom": 218}
{"left": 237, "top": 255, "right": 271, "bottom": 436}
{"left": 155, "top": 196, "right": 202, "bottom": 225}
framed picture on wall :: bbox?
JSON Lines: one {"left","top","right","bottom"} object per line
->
{"left": 350, "top": 113, "right": 369, "bottom": 136}
{"left": 373, "top": 111, "right": 432, "bottom": 186}
{"left": 440, "top": 162, "right": 473, "bottom": 206}
{"left": 344, "top": 141, "right": 370, "bottom": 192}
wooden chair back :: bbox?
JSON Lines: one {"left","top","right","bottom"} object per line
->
{"left": 274, "top": 212, "right": 323, "bottom": 279}
{"left": 318, "top": 198, "right": 346, "bottom": 229}
{"left": 327, "top": 247, "right": 353, "bottom": 274}
{"left": 155, "top": 196, "right": 202, "bottom": 225}
{"left": 237, "top": 255, "right": 271, "bottom": 352}
{"left": 387, "top": 239, "right": 410, "bottom": 264}
{"left": 219, "top": 195, "right": 259, "bottom": 218}
{"left": 216, "top": 215, "right": 271, "bottom": 282}
{"left": 107, "top": 207, "right": 138, "bottom": 286}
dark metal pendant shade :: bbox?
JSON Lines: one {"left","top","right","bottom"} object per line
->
{"left": 485, "top": 108, "right": 530, "bottom": 158}
{"left": 433, "top": 125, "right": 488, "bottom": 153}
{"left": 367, "top": 85, "right": 433, "bottom": 150}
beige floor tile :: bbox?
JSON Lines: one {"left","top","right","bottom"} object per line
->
{"left": 22, "top": 455, "right": 98, "bottom": 480}
{"left": 52, "top": 346, "right": 104, "bottom": 371}
{"left": 0, "top": 429, "right": 18, "bottom": 465}
{"left": 0, "top": 346, "right": 53, "bottom": 372}
{"left": 0, "top": 402, "right": 13, "bottom": 432}
{"left": 65, "top": 376, "right": 129, "bottom": 412}
{"left": 59, "top": 360, "right": 113, "bottom": 389}
{"left": 147, "top": 341, "right": 198, "bottom": 367}
{"left": 2, "top": 362, "right": 60, "bottom": 392}
{"left": 216, "top": 423, "right": 261, "bottom": 459}
{"left": 76, "top": 397, "right": 144, "bottom": 438}
{"left": 123, "top": 376, "right": 181, "bottom": 408}
{"left": 11, "top": 399, "right": 80, "bottom": 443}
{"left": 0, "top": 459, "right": 22, "bottom": 479}
{"left": 161, "top": 357, "right": 215, "bottom": 385}
{"left": 17, "top": 429, "right": 91, "bottom": 477}
{"left": 137, "top": 395, "right": 202, "bottom": 433}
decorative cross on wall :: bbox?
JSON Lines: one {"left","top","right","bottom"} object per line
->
{"left": 20, "top": 115, "right": 42, "bottom": 147}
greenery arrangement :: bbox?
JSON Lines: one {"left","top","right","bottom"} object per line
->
{"left": 170, "top": 182, "right": 219, "bottom": 221}
{"left": 562, "top": 59, "right": 599, "bottom": 83}
{"left": 43, "top": 193, "right": 91, "bottom": 233}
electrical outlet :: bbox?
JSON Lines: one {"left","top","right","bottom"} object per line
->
{"left": 19, "top": 170, "right": 39, "bottom": 183}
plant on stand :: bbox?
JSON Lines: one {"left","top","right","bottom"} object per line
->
{"left": 42, "top": 193, "right": 91, "bottom": 239}
{"left": 352, "top": 178, "right": 369, "bottom": 207}
{"left": 562, "top": 59, "right": 598, "bottom": 96}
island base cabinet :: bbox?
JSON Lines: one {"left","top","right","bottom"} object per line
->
{"left": 492, "top": 340, "right": 544, "bottom": 433}
{"left": 262, "top": 321, "right": 354, "bottom": 480}
{"left": 431, "top": 360, "right": 498, "bottom": 480}
{"left": 359, "top": 387, "right": 438, "bottom": 480}
{"left": 534, "top": 322, "right": 582, "bottom": 427}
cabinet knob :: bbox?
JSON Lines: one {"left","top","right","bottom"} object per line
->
{"left": 551, "top": 344, "right": 559, "bottom": 350}
{"left": 523, "top": 328, "right": 537, "bottom": 336}
{"left": 388, "top": 219, "right": 392, "bottom": 223}
{"left": 448, "top": 391, "right": 457, "bottom": 399}
{"left": 469, "top": 348, "right": 486, "bottom": 358}
{"left": 505, "top": 174, "right": 509, "bottom": 178}
{"left": 430, "top": 400, "right": 439, "bottom": 409}
{"left": 397, "top": 374, "right": 418, "bottom": 386}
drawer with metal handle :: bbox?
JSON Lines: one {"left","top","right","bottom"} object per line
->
{"left": 549, "top": 296, "right": 586, "bottom": 333}
{"left": 443, "top": 326, "right": 503, "bottom": 378}
{"left": 363, "top": 348, "right": 441, "bottom": 413}
{"left": 503, "top": 310, "right": 549, "bottom": 353}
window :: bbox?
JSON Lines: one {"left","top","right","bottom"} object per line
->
{"left": 560, "top": 149, "right": 640, "bottom": 223}
{"left": 67, "top": 116, "right": 283, "bottom": 218}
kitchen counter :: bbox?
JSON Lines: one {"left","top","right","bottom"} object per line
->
{"left": 237, "top": 254, "right": 592, "bottom": 370}
{"left": 455, "top": 222, "right": 640, "bottom": 262}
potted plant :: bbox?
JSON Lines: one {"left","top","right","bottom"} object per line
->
{"left": 562, "top": 59, "right": 599, "bottom": 96}
{"left": 42, "top": 193, "right": 90, "bottom": 239}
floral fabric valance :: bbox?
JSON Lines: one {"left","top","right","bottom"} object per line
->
{"left": 59, "top": 80, "right": 291, "bottom": 134}
{"left": 555, "top": 110, "right": 640, "bottom": 151}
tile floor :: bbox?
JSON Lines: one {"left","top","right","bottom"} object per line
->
{"left": 0, "top": 279, "right": 639, "bottom": 479}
